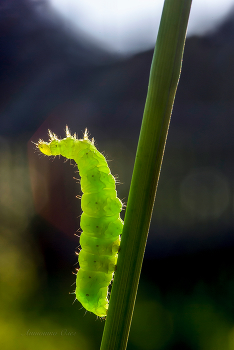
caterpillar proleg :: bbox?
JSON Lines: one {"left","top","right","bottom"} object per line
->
{"left": 36, "top": 127, "right": 123, "bottom": 317}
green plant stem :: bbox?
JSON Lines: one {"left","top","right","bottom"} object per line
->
{"left": 100, "top": 1, "right": 192, "bottom": 349}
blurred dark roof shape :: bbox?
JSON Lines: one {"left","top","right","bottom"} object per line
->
{"left": 0, "top": 0, "right": 113, "bottom": 73}
{"left": 0, "top": 0, "right": 118, "bottom": 137}
{"left": 1, "top": 0, "right": 234, "bottom": 142}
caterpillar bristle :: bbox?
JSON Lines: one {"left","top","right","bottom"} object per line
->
{"left": 113, "top": 175, "right": 122, "bottom": 185}
{"left": 83, "top": 128, "right": 89, "bottom": 140}
{"left": 48, "top": 129, "right": 54, "bottom": 140}
{"left": 66, "top": 125, "right": 71, "bottom": 138}
{"left": 121, "top": 201, "right": 127, "bottom": 209}
{"left": 31, "top": 140, "right": 38, "bottom": 146}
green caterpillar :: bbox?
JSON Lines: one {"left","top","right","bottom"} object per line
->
{"left": 36, "top": 127, "right": 123, "bottom": 317}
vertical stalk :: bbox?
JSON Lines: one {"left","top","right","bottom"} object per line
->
{"left": 100, "top": 1, "right": 192, "bottom": 349}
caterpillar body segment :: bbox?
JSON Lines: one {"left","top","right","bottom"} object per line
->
{"left": 37, "top": 128, "right": 123, "bottom": 317}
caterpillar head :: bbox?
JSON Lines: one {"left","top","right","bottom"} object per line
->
{"left": 37, "top": 140, "right": 52, "bottom": 155}
{"left": 37, "top": 139, "right": 61, "bottom": 156}
{"left": 37, "top": 129, "right": 61, "bottom": 156}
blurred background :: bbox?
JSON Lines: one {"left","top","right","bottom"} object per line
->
{"left": 1, "top": 0, "right": 234, "bottom": 349}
